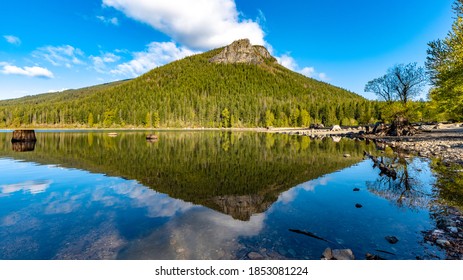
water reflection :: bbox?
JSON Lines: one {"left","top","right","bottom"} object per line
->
{"left": 1, "top": 180, "right": 50, "bottom": 195}
{"left": 0, "top": 132, "right": 370, "bottom": 220}
{"left": 12, "top": 141, "right": 35, "bottom": 152}
{"left": 366, "top": 155, "right": 435, "bottom": 209}
{"left": 0, "top": 132, "right": 451, "bottom": 259}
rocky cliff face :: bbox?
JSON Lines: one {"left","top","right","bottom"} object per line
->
{"left": 210, "top": 194, "right": 273, "bottom": 221}
{"left": 209, "top": 39, "right": 276, "bottom": 65}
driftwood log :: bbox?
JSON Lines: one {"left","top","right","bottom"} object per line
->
{"left": 11, "top": 130, "right": 37, "bottom": 143}
{"left": 364, "top": 151, "right": 397, "bottom": 180}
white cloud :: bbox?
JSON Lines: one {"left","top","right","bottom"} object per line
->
{"left": 34, "top": 45, "right": 85, "bottom": 68}
{"left": 3, "top": 35, "right": 21, "bottom": 46}
{"left": 277, "top": 54, "right": 329, "bottom": 81}
{"left": 111, "top": 41, "right": 196, "bottom": 77}
{"left": 90, "top": 52, "right": 121, "bottom": 73}
{"left": 0, "top": 62, "right": 54, "bottom": 78}
{"left": 96, "top": 15, "right": 119, "bottom": 26}
{"left": 103, "top": 0, "right": 265, "bottom": 50}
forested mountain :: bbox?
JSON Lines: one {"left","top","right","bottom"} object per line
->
{"left": 0, "top": 39, "right": 381, "bottom": 128}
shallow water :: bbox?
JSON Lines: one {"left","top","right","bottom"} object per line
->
{"left": 0, "top": 131, "right": 446, "bottom": 259}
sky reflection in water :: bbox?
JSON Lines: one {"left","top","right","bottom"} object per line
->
{"left": 0, "top": 132, "right": 446, "bottom": 260}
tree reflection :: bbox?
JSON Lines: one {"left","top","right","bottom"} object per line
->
{"left": 366, "top": 153, "right": 433, "bottom": 209}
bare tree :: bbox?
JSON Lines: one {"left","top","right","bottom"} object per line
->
{"left": 365, "top": 63, "right": 428, "bottom": 105}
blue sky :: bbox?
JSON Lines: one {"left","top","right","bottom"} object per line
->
{"left": 0, "top": 0, "right": 454, "bottom": 100}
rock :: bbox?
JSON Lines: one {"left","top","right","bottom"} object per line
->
{"left": 11, "top": 130, "right": 36, "bottom": 143}
{"left": 322, "top": 248, "right": 333, "bottom": 260}
{"left": 366, "top": 253, "right": 385, "bottom": 260}
{"left": 248, "top": 252, "right": 265, "bottom": 260}
{"left": 332, "top": 249, "right": 355, "bottom": 260}
{"left": 448, "top": 227, "right": 459, "bottom": 234}
{"left": 311, "top": 124, "right": 325, "bottom": 129}
{"left": 343, "top": 154, "right": 351, "bottom": 158}
{"left": 353, "top": 188, "right": 360, "bottom": 192}
{"left": 146, "top": 134, "right": 159, "bottom": 141}
{"left": 209, "top": 39, "right": 276, "bottom": 65}
{"left": 331, "top": 125, "right": 342, "bottom": 131}
{"left": 385, "top": 236, "right": 399, "bottom": 244}
{"left": 436, "top": 239, "right": 451, "bottom": 247}
{"left": 434, "top": 123, "right": 444, "bottom": 129}
{"left": 355, "top": 203, "right": 363, "bottom": 208}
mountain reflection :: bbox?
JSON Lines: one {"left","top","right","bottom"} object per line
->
{"left": 0, "top": 131, "right": 372, "bottom": 220}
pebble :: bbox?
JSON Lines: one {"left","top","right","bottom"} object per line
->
{"left": 436, "top": 239, "right": 451, "bottom": 247}
{"left": 355, "top": 203, "right": 363, "bottom": 208}
{"left": 448, "top": 227, "right": 459, "bottom": 234}
{"left": 353, "top": 188, "right": 360, "bottom": 192}
{"left": 248, "top": 252, "right": 265, "bottom": 260}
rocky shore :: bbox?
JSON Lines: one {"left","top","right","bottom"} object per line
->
{"left": 271, "top": 122, "right": 463, "bottom": 260}
{"left": 364, "top": 124, "right": 463, "bottom": 166}
{"left": 271, "top": 123, "right": 463, "bottom": 167}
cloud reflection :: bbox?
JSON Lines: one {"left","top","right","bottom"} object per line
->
{"left": 277, "top": 176, "right": 332, "bottom": 204}
{"left": 0, "top": 180, "right": 51, "bottom": 195}
{"left": 119, "top": 209, "right": 266, "bottom": 259}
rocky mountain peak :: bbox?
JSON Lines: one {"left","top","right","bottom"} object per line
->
{"left": 209, "top": 39, "right": 276, "bottom": 65}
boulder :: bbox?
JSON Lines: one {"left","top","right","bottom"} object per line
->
{"left": 322, "top": 248, "right": 333, "bottom": 260}
{"left": 332, "top": 249, "right": 355, "bottom": 260}
{"left": 331, "top": 125, "right": 342, "bottom": 131}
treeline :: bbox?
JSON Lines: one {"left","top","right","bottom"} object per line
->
{"left": 2, "top": 48, "right": 384, "bottom": 128}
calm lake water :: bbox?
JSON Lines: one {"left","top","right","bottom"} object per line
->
{"left": 0, "top": 131, "right": 449, "bottom": 259}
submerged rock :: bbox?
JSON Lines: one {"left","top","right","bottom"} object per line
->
{"left": 355, "top": 203, "right": 363, "bottom": 208}
{"left": 332, "top": 249, "right": 355, "bottom": 260}
{"left": 322, "top": 248, "right": 333, "bottom": 260}
{"left": 366, "top": 253, "right": 385, "bottom": 260}
{"left": 247, "top": 251, "right": 265, "bottom": 260}
{"left": 385, "top": 236, "right": 399, "bottom": 244}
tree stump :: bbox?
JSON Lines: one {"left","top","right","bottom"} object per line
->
{"left": 11, "top": 130, "right": 37, "bottom": 143}
{"left": 12, "top": 142, "right": 36, "bottom": 152}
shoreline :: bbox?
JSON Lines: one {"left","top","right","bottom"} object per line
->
{"left": 2, "top": 124, "right": 463, "bottom": 166}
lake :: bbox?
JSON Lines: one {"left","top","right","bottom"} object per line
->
{"left": 0, "top": 131, "right": 451, "bottom": 259}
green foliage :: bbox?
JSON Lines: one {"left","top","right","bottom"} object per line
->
{"left": 103, "top": 110, "right": 115, "bottom": 127}
{"left": 265, "top": 109, "right": 275, "bottom": 127}
{"left": 426, "top": 0, "right": 463, "bottom": 120}
{"left": 87, "top": 113, "right": 94, "bottom": 127}
{"left": 220, "top": 108, "right": 231, "bottom": 128}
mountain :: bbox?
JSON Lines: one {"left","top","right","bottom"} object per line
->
{"left": 0, "top": 39, "right": 378, "bottom": 128}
